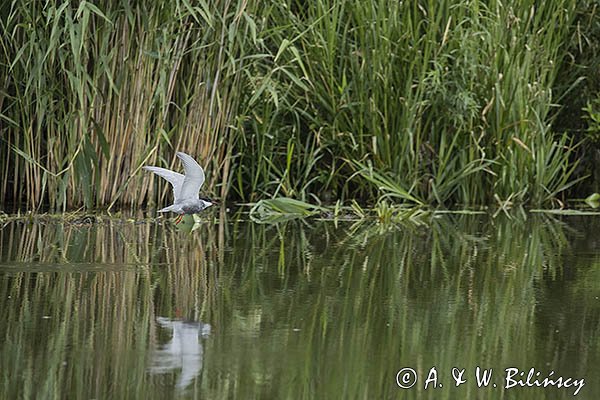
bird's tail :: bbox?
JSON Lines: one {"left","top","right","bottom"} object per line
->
{"left": 157, "top": 204, "right": 178, "bottom": 213}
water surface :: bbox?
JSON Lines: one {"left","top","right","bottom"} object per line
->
{"left": 0, "top": 213, "right": 599, "bottom": 399}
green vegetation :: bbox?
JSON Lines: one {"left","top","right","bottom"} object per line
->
{"left": 1, "top": 0, "right": 599, "bottom": 211}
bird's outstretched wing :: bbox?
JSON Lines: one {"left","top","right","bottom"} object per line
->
{"left": 176, "top": 152, "right": 205, "bottom": 201}
{"left": 143, "top": 166, "right": 185, "bottom": 202}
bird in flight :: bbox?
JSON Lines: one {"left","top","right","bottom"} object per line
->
{"left": 143, "top": 152, "right": 213, "bottom": 224}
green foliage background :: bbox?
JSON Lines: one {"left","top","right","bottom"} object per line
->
{"left": 1, "top": 0, "right": 598, "bottom": 210}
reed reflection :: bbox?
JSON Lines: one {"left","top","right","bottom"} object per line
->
{"left": 0, "top": 213, "right": 598, "bottom": 399}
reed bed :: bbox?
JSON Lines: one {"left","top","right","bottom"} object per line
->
{"left": 0, "top": 0, "right": 594, "bottom": 211}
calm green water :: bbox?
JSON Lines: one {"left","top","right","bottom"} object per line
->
{"left": 0, "top": 213, "right": 599, "bottom": 399}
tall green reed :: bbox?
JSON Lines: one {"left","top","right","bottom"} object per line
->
{"left": 243, "top": 0, "right": 581, "bottom": 206}
{"left": 0, "top": 0, "right": 256, "bottom": 211}
{"left": 0, "top": 0, "right": 587, "bottom": 210}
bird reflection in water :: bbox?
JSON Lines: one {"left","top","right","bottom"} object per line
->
{"left": 149, "top": 317, "right": 211, "bottom": 390}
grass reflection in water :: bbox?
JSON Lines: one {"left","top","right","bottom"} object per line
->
{"left": 0, "top": 213, "right": 598, "bottom": 399}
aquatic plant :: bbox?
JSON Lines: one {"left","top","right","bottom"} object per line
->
{"left": 0, "top": 0, "right": 591, "bottom": 211}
